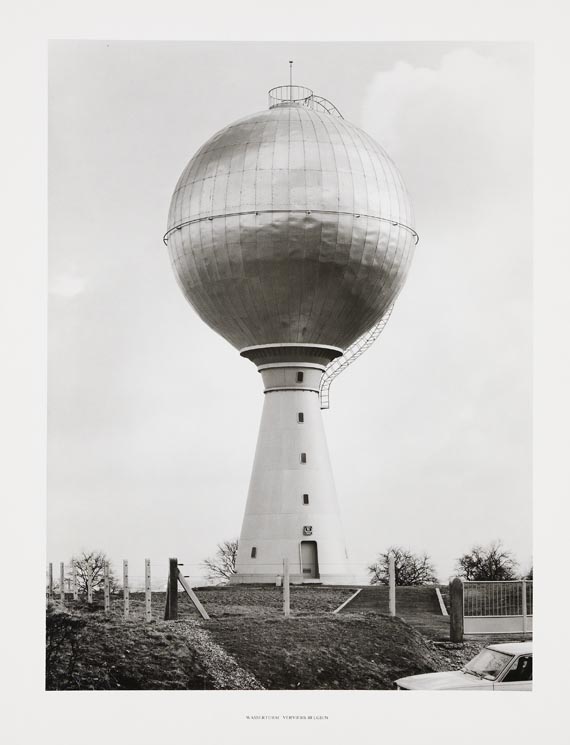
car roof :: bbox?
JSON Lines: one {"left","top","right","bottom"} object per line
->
{"left": 487, "top": 641, "right": 532, "bottom": 655}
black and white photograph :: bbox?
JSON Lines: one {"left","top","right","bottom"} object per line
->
{"left": 2, "top": 1, "right": 569, "bottom": 743}
{"left": 46, "top": 38, "right": 533, "bottom": 692}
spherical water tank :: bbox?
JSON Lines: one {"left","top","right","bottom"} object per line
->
{"left": 166, "top": 97, "right": 416, "bottom": 351}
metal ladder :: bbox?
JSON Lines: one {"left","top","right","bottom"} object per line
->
{"left": 306, "top": 95, "right": 344, "bottom": 119}
{"left": 319, "top": 303, "right": 394, "bottom": 410}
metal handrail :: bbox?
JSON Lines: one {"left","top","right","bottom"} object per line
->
{"left": 164, "top": 210, "right": 419, "bottom": 246}
{"left": 268, "top": 86, "right": 343, "bottom": 118}
{"left": 268, "top": 85, "right": 314, "bottom": 108}
{"left": 462, "top": 580, "right": 534, "bottom": 584}
{"left": 309, "top": 95, "right": 343, "bottom": 119}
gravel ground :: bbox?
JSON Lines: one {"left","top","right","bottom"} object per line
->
{"left": 431, "top": 640, "right": 485, "bottom": 668}
{"left": 173, "top": 620, "right": 264, "bottom": 689}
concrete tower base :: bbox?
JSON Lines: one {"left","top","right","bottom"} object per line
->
{"left": 231, "top": 344, "right": 356, "bottom": 585}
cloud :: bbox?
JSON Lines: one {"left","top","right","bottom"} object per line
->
{"left": 362, "top": 48, "right": 532, "bottom": 211}
{"left": 50, "top": 274, "right": 86, "bottom": 298}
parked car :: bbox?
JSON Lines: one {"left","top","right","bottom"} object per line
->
{"left": 395, "top": 642, "right": 532, "bottom": 690}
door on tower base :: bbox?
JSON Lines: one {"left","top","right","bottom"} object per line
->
{"left": 300, "top": 541, "right": 319, "bottom": 579}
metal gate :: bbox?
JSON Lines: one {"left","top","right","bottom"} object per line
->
{"left": 463, "top": 580, "right": 533, "bottom": 634}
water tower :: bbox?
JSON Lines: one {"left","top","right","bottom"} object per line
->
{"left": 164, "top": 80, "right": 418, "bottom": 584}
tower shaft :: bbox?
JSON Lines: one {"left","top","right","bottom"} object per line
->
{"left": 232, "top": 346, "right": 354, "bottom": 584}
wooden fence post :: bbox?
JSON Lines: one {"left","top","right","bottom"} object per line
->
{"left": 72, "top": 561, "right": 78, "bottom": 601}
{"left": 60, "top": 562, "right": 65, "bottom": 606}
{"left": 123, "top": 560, "right": 129, "bottom": 618}
{"left": 48, "top": 563, "right": 53, "bottom": 600}
{"left": 176, "top": 570, "right": 210, "bottom": 619}
{"left": 521, "top": 579, "right": 527, "bottom": 635}
{"left": 388, "top": 553, "right": 396, "bottom": 617}
{"left": 87, "top": 570, "right": 93, "bottom": 604}
{"left": 283, "top": 558, "right": 290, "bottom": 618}
{"left": 164, "top": 558, "right": 178, "bottom": 620}
{"left": 145, "top": 558, "right": 152, "bottom": 622}
{"left": 449, "top": 577, "right": 464, "bottom": 642}
{"left": 103, "top": 561, "right": 110, "bottom": 615}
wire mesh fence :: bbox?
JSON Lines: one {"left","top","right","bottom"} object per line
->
{"left": 45, "top": 557, "right": 376, "bottom": 617}
{"left": 463, "top": 580, "right": 533, "bottom": 617}
{"left": 45, "top": 556, "right": 369, "bottom": 623}
{"left": 45, "top": 558, "right": 212, "bottom": 622}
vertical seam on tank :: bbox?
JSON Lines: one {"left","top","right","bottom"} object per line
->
{"left": 352, "top": 126, "right": 395, "bottom": 329}
{"left": 292, "top": 106, "right": 303, "bottom": 343}
{"left": 189, "top": 223, "right": 219, "bottom": 338}
{"left": 254, "top": 113, "right": 278, "bottom": 342}
{"left": 206, "top": 137, "right": 222, "bottom": 286}
{"left": 320, "top": 116, "right": 370, "bottom": 344}
{"left": 358, "top": 128, "right": 396, "bottom": 327}
{"left": 188, "top": 164, "right": 207, "bottom": 315}
{"left": 222, "top": 129, "right": 244, "bottom": 343}
{"left": 370, "top": 134, "right": 404, "bottom": 328}
{"left": 303, "top": 112, "right": 332, "bottom": 344}
{"left": 299, "top": 107, "right": 309, "bottom": 343}
{"left": 344, "top": 122, "right": 375, "bottom": 340}
{"left": 272, "top": 109, "right": 289, "bottom": 339}
{"left": 311, "top": 113, "right": 342, "bottom": 344}
{"left": 244, "top": 118, "right": 268, "bottom": 344}
{"left": 303, "top": 110, "right": 325, "bottom": 342}
{"left": 223, "top": 126, "right": 253, "bottom": 344}
{"left": 239, "top": 123, "right": 263, "bottom": 344}
{"left": 269, "top": 110, "right": 285, "bottom": 340}
{"left": 286, "top": 104, "right": 295, "bottom": 342}
{"left": 222, "top": 133, "right": 235, "bottom": 281}
{"left": 185, "top": 151, "right": 220, "bottom": 329}
{"left": 325, "top": 118, "right": 371, "bottom": 344}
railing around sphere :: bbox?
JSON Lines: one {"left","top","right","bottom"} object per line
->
{"left": 268, "top": 85, "right": 314, "bottom": 108}
{"left": 268, "top": 86, "right": 344, "bottom": 118}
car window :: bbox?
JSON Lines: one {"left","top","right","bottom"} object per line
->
{"left": 464, "top": 649, "right": 513, "bottom": 680}
{"left": 502, "top": 655, "right": 532, "bottom": 682}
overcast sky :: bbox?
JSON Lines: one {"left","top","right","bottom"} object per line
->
{"left": 48, "top": 41, "right": 532, "bottom": 584}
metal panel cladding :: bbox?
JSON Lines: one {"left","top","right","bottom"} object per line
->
{"left": 166, "top": 104, "right": 416, "bottom": 351}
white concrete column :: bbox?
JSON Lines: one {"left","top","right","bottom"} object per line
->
{"left": 233, "top": 359, "right": 354, "bottom": 584}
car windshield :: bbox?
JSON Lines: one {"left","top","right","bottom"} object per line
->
{"left": 463, "top": 649, "right": 513, "bottom": 680}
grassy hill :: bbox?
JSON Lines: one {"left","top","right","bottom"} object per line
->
{"left": 203, "top": 612, "right": 445, "bottom": 689}
{"left": 46, "top": 586, "right": 480, "bottom": 690}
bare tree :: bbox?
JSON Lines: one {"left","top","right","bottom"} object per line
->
{"left": 455, "top": 540, "right": 519, "bottom": 581}
{"left": 368, "top": 545, "right": 438, "bottom": 586}
{"left": 70, "top": 550, "right": 118, "bottom": 596}
{"left": 202, "top": 539, "right": 238, "bottom": 584}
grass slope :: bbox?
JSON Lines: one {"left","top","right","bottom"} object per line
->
{"left": 203, "top": 612, "right": 447, "bottom": 689}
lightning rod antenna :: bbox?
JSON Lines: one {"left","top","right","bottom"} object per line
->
{"left": 289, "top": 60, "right": 293, "bottom": 91}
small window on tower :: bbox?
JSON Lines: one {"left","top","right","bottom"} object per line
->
{"left": 251, "top": 547, "right": 257, "bottom": 558}
{"left": 303, "top": 494, "right": 309, "bottom": 505}
{"left": 297, "top": 372, "right": 304, "bottom": 383}
{"left": 300, "top": 452, "right": 307, "bottom": 464}
{"left": 298, "top": 412, "right": 304, "bottom": 423}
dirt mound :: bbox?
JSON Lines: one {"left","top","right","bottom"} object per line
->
{"left": 204, "top": 612, "right": 451, "bottom": 689}
{"left": 46, "top": 595, "right": 483, "bottom": 690}
{"left": 46, "top": 606, "right": 217, "bottom": 690}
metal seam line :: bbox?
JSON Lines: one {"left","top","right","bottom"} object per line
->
{"left": 163, "top": 209, "right": 419, "bottom": 246}
{"left": 323, "top": 114, "right": 374, "bottom": 336}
